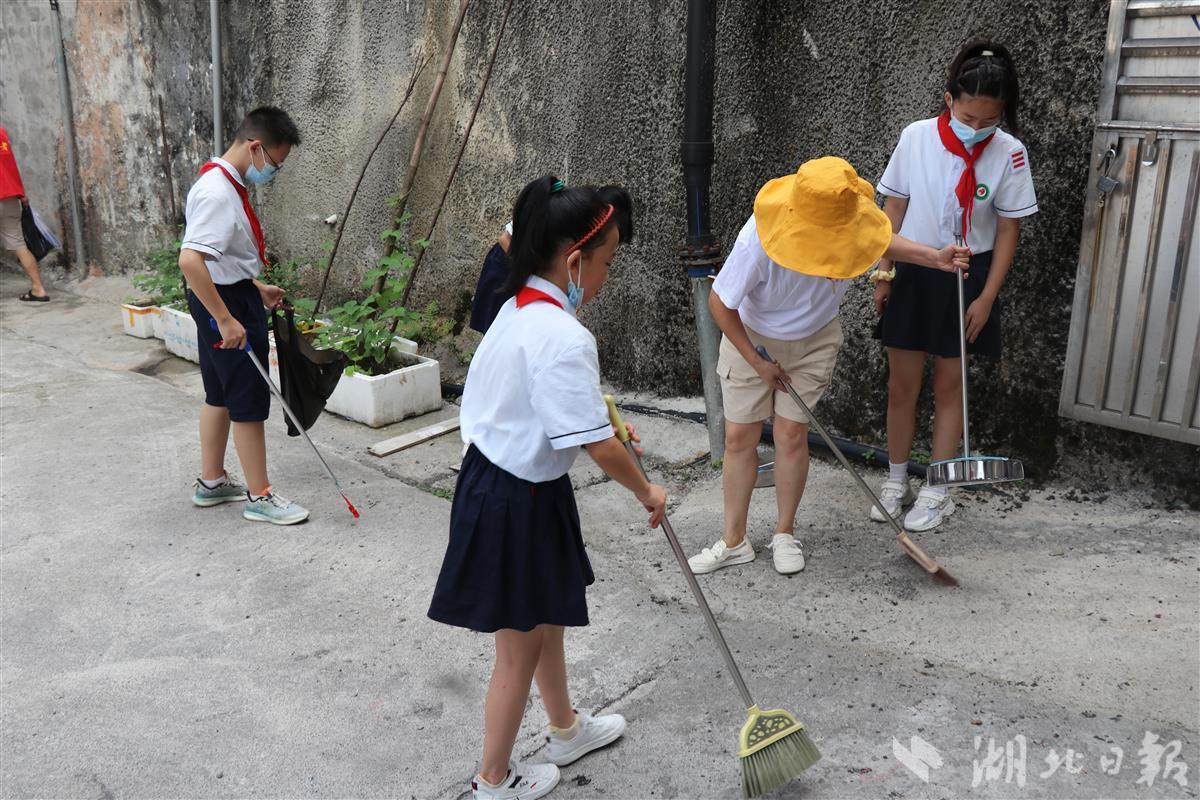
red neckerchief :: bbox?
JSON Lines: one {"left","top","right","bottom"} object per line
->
{"left": 199, "top": 161, "right": 266, "bottom": 265}
{"left": 937, "top": 110, "right": 995, "bottom": 236}
{"left": 515, "top": 286, "right": 563, "bottom": 309}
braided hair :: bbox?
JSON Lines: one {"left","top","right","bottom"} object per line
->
{"left": 946, "top": 39, "right": 1021, "bottom": 135}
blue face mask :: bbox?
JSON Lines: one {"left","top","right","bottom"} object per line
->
{"left": 949, "top": 112, "right": 997, "bottom": 147}
{"left": 566, "top": 256, "right": 585, "bottom": 310}
{"left": 245, "top": 147, "right": 278, "bottom": 184}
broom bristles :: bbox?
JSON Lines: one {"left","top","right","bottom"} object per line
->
{"left": 740, "top": 726, "right": 821, "bottom": 798}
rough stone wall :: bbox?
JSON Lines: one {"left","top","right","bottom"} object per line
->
{"left": 1, "top": 0, "right": 1194, "bottom": 498}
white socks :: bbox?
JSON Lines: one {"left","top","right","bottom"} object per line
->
{"left": 198, "top": 474, "right": 227, "bottom": 490}
{"left": 475, "top": 770, "right": 509, "bottom": 790}
{"left": 549, "top": 714, "right": 580, "bottom": 741}
{"left": 888, "top": 462, "right": 908, "bottom": 483}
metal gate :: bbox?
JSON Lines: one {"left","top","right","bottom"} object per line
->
{"left": 1059, "top": 0, "right": 1200, "bottom": 445}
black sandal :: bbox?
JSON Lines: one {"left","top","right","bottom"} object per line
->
{"left": 19, "top": 291, "right": 49, "bottom": 302}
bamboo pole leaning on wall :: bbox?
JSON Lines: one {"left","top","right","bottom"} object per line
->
{"left": 369, "top": 0, "right": 472, "bottom": 298}
{"left": 313, "top": 51, "right": 432, "bottom": 313}
{"left": 394, "top": 0, "right": 516, "bottom": 318}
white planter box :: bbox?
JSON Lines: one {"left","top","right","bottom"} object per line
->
{"left": 325, "top": 352, "right": 442, "bottom": 427}
{"left": 159, "top": 305, "right": 200, "bottom": 363}
{"left": 120, "top": 303, "right": 159, "bottom": 339}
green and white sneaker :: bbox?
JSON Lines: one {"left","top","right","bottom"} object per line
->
{"left": 192, "top": 473, "right": 249, "bottom": 507}
{"left": 243, "top": 489, "right": 310, "bottom": 525}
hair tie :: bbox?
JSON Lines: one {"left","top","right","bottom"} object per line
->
{"left": 551, "top": 179, "right": 566, "bottom": 194}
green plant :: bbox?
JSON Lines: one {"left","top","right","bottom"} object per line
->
{"left": 262, "top": 255, "right": 309, "bottom": 300}
{"left": 129, "top": 239, "right": 185, "bottom": 307}
{"left": 311, "top": 210, "right": 452, "bottom": 376}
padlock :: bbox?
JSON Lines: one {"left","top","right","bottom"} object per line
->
{"left": 1097, "top": 175, "right": 1119, "bottom": 195}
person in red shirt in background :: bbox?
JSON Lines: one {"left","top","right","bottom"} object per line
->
{"left": 0, "top": 127, "right": 49, "bottom": 302}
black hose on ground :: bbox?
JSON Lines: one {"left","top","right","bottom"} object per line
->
{"left": 439, "top": 382, "right": 927, "bottom": 478}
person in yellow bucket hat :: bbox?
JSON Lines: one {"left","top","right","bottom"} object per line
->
{"left": 687, "top": 156, "right": 971, "bottom": 577}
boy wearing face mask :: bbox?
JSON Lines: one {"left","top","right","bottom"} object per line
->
{"left": 179, "top": 106, "right": 309, "bottom": 525}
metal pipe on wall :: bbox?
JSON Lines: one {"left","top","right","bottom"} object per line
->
{"left": 210, "top": 0, "right": 222, "bottom": 153}
{"left": 48, "top": 0, "right": 86, "bottom": 275}
{"left": 681, "top": 0, "right": 724, "bottom": 462}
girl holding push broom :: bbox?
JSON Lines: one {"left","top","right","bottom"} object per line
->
{"left": 428, "top": 176, "right": 667, "bottom": 800}
{"left": 872, "top": 40, "right": 1038, "bottom": 531}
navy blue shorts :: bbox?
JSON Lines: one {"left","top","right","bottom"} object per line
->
{"left": 428, "top": 446, "right": 594, "bottom": 633}
{"left": 188, "top": 280, "right": 270, "bottom": 422}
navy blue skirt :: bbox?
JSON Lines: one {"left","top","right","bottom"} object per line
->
{"left": 875, "top": 250, "right": 1002, "bottom": 360}
{"left": 428, "top": 446, "right": 594, "bottom": 633}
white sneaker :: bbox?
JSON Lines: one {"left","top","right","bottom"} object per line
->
{"left": 870, "top": 479, "right": 915, "bottom": 522}
{"left": 472, "top": 761, "right": 559, "bottom": 799}
{"left": 688, "top": 537, "right": 755, "bottom": 574}
{"left": 545, "top": 711, "right": 626, "bottom": 766}
{"left": 903, "top": 488, "right": 956, "bottom": 532}
{"left": 768, "top": 533, "right": 805, "bottom": 574}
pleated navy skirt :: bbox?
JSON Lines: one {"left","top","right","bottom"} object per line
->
{"left": 875, "top": 250, "right": 1002, "bottom": 360}
{"left": 428, "top": 446, "right": 595, "bottom": 633}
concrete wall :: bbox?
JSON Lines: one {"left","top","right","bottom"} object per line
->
{"left": 1, "top": 0, "right": 1195, "bottom": 499}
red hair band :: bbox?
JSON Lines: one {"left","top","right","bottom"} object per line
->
{"left": 566, "top": 204, "right": 615, "bottom": 254}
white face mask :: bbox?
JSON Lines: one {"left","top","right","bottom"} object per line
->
{"left": 949, "top": 106, "right": 997, "bottom": 146}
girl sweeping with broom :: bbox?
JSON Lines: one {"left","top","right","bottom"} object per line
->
{"left": 428, "top": 176, "right": 667, "bottom": 800}
{"left": 871, "top": 40, "right": 1038, "bottom": 531}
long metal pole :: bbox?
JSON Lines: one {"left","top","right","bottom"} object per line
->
{"left": 954, "top": 223, "right": 971, "bottom": 461}
{"left": 682, "top": 0, "right": 724, "bottom": 462}
{"left": 210, "top": 0, "right": 222, "bottom": 153}
{"left": 605, "top": 395, "right": 755, "bottom": 706}
{"left": 622, "top": 439, "right": 754, "bottom": 707}
{"left": 48, "top": 0, "right": 86, "bottom": 275}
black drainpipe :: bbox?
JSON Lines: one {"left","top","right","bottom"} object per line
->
{"left": 680, "top": 0, "right": 726, "bottom": 463}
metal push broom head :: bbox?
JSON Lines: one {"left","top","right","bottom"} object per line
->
{"left": 925, "top": 454, "right": 1025, "bottom": 488}
{"left": 739, "top": 705, "right": 821, "bottom": 798}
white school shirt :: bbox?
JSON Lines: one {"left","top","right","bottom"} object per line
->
{"left": 460, "top": 274, "right": 612, "bottom": 483}
{"left": 181, "top": 157, "right": 264, "bottom": 284}
{"left": 877, "top": 117, "right": 1038, "bottom": 254}
{"left": 711, "top": 215, "right": 850, "bottom": 340}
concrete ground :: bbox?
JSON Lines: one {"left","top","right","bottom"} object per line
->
{"left": 1, "top": 269, "right": 1197, "bottom": 800}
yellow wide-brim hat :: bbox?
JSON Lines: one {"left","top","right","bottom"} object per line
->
{"left": 753, "top": 156, "right": 891, "bottom": 280}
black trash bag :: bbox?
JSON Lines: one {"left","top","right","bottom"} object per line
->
{"left": 272, "top": 307, "right": 348, "bottom": 436}
{"left": 21, "top": 204, "right": 57, "bottom": 262}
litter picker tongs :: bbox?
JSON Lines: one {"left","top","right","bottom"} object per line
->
{"left": 210, "top": 318, "right": 360, "bottom": 518}
{"left": 925, "top": 214, "right": 1024, "bottom": 488}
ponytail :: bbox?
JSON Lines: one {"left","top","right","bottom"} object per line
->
{"left": 946, "top": 39, "right": 1021, "bottom": 135}
{"left": 504, "top": 176, "right": 631, "bottom": 294}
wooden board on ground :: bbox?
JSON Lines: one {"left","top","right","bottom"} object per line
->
{"left": 368, "top": 415, "right": 460, "bottom": 457}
